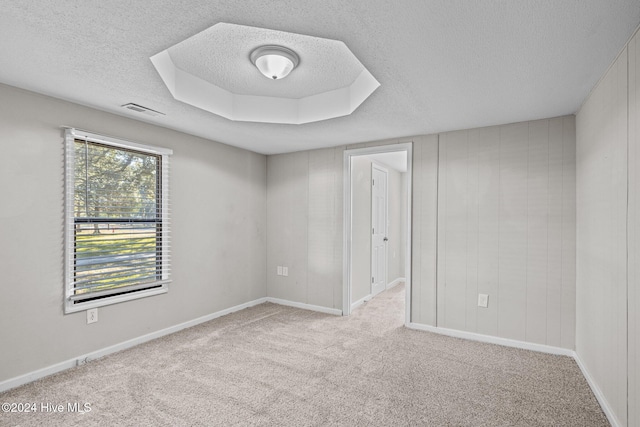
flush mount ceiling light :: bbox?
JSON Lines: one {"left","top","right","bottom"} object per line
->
{"left": 250, "top": 45, "right": 299, "bottom": 80}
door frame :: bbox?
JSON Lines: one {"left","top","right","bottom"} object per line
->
{"left": 342, "top": 142, "right": 413, "bottom": 326}
{"left": 371, "top": 162, "right": 389, "bottom": 296}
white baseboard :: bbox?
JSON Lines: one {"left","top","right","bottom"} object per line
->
{"left": 386, "top": 277, "right": 405, "bottom": 290}
{"left": 573, "top": 352, "right": 622, "bottom": 427}
{"left": 351, "top": 294, "right": 372, "bottom": 311}
{"left": 406, "top": 322, "right": 574, "bottom": 356}
{"left": 266, "top": 297, "right": 343, "bottom": 316}
{"left": 0, "top": 297, "right": 268, "bottom": 393}
{"left": 407, "top": 322, "right": 621, "bottom": 426}
{"left": 4, "top": 298, "right": 618, "bottom": 427}
{"left": 0, "top": 296, "right": 343, "bottom": 393}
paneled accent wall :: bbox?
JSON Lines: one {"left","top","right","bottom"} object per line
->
{"left": 629, "top": 30, "right": 640, "bottom": 427}
{"left": 576, "top": 47, "right": 629, "bottom": 426}
{"left": 411, "top": 135, "right": 439, "bottom": 325}
{"left": 266, "top": 125, "right": 577, "bottom": 352}
{"left": 266, "top": 147, "right": 344, "bottom": 309}
{"left": 436, "top": 118, "right": 576, "bottom": 347}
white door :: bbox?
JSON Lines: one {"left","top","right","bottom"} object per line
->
{"left": 371, "top": 164, "right": 388, "bottom": 296}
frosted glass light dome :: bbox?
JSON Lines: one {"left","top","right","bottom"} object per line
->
{"left": 250, "top": 45, "right": 299, "bottom": 80}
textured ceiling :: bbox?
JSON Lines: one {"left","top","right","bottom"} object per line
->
{"left": 168, "top": 23, "right": 365, "bottom": 99}
{"left": 0, "top": 1, "right": 639, "bottom": 154}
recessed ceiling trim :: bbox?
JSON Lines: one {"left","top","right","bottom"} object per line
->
{"left": 150, "top": 23, "right": 380, "bottom": 125}
{"left": 151, "top": 45, "right": 379, "bottom": 125}
{"left": 350, "top": 69, "right": 380, "bottom": 111}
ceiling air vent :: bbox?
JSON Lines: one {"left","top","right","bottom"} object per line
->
{"left": 121, "top": 103, "right": 164, "bottom": 117}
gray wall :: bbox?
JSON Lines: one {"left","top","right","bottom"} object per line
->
{"left": 436, "top": 118, "right": 576, "bottom": 347}
{"left": 0, "top": 84, "right": 267, "bottom": 383}
{"left": 576, "top": 28, "right": 639, "bottom": 426}
{"left": 266, "top": 148, "right": 343, "bottom": 309}
{"left": 266, "top": 127, "right": 576, "bottom": 350}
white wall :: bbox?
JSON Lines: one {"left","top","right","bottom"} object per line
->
{"left": 0, "top": 84, "right": 267, "bottom": 383}
{"left": 436, "top": 118, "right": 576, "bottom": 347}
{"left": 576, "top": 28, "right": 639, "bottom": 426}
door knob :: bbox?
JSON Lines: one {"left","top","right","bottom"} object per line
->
{"left": 383, "top": 237, "right": 388, "bottom": 242}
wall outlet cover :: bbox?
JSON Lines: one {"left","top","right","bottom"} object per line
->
{"left": 87, "top": 308, "right": 98, "bottom": 324}
{"left": 282, "top": 267, "right": 288, "bottom": 276}
{"left": 277, "top": 266, "right": 283, "bottom": 276}
{"left": 478, "top": 294, "right": 489, "bottom": 308}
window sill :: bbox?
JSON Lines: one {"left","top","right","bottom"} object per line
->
{"left": 64, "top": 285, "right": 168, "bottom": 314}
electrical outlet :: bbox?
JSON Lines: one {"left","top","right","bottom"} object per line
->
{"left": 87, "top": 308, "right": 98, "bottom": 324}
{"left": 277, "top": 266, "right": 283, "bottom": 276}
{"left": 282, "top": 266, "right": 288, "bottom": 277}
{"left": 477, "top": 294, "right": 489, "bottom": 308}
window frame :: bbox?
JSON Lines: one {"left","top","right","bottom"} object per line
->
{"left": 63, "top": 128, "right": 172, "bottom": 314}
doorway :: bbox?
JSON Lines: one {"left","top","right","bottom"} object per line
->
{"left": 342, "top": 143, "right": 412, "bottom": 326}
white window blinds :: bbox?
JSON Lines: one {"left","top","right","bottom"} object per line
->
{"left": 64, "top": 128, "right": 172, "bottom": 312}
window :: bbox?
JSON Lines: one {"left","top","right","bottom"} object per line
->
{"left": 64, "top": 128, "right": 171, "bottom": 313}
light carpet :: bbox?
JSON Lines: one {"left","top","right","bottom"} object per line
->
{"left": 0, "top": 284, "right": 608, "bottom": 426}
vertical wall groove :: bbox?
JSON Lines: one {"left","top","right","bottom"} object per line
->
{"left": 627, "top": 28, "right": 640, "bottom": 427}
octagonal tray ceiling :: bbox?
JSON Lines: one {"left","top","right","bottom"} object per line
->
{"left": 151, "top": 23, "right": 380, "bottom": 124}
